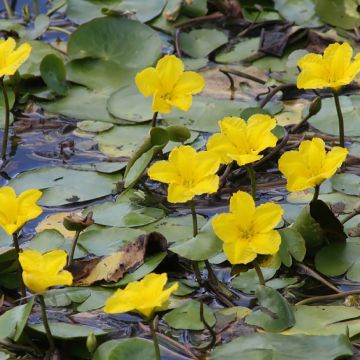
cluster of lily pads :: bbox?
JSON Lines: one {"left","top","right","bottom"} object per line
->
{"left": 0, "top": 1, "right": 360, "bottom": 359}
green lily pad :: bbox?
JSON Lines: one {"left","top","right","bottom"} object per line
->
{"left": 169, "top": 220, "right": 223, "bottom": 261}
{"left": 163, "top": 299, "right": 216, "bottom": 330}
{"left": 283, "top": 305, "right": 360, "bottom": 337}
{"left": 25, "top": 229, "right": 87, "bottom": 258}
{"left": 40, "top": 54, "right": 68, "bottom": 96}
{"left": 315, "top": 238, "right": 360, "bottom": 281}
{"left": 67, "top": 0, "right": 166, "bottom": 24}
{"left": 107, "top": 84, "right": 154, "bottom": 122}
{"left": 180, "top": 29, "right": 228, "bottom": 58}
{"left": 9, "top": 166, "right": 118, "bottom": 207}
{"left": 246, "top": 286, "right": 295, "bottom": 332}
{"left": 79, "top": 227, "right": 145, "bottom": 256}
{"left": 278, "top": 228, "right": 306, "bottom": 267}
{"left": 215, "top": 37, "right": 260, "bottom": 64}
{"left": 68, "top": 17, "right": 161, "bottom": 68}
{"left": 0, "top": 297, "right": 35, "bottom": 341}
{"left": 86, "top": 201, "right": 164, "bottom": 228}
{"left": 22, "top": 14, "right": 50, "bottom": 40}
{"left": 162, "top": 96, "right": 254, "bottom": 132}
{"left": 77, "top": 120, "right": 114, "bottom": 133}
{"left": 30, "top": 322, "right": 106, "bottom": 339}
{"left": 211, "top": 333, "right": 353, "bottom": 360}
{"left": 331, "top": 173, "right": 360, "bottom": 196}
{"left": 93, "top": 338, "right": 160, "bottom": 360}
{"left": 309, "top": 95, "right": 360, "bottom": 136}
{"left": 315, "top": 0, "right": 360, "bottom": 29}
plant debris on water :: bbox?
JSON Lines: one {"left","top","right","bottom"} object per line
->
{"left": 0, "top": 0, "right": 360, "bottom": 359}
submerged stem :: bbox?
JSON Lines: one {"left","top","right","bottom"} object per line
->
{"left": 253, "top": 260, "right": 265, "bottom": 286}
{"left": 246, "top": 166, "right": 256, "bottom": 200}
{"left": 149, "top": 318, "right": 161, "bottom": 360}
{"left": 333, "top": 91, "right": 345, "bottom": 148}
{"left": 3, "top": 0, "right": 13, "bottom": 17}
{"left": 38, "top": 295, "right": 55, "bottom": 353}
{"left": 13, "top": 232, "right": 26, "bottom": 301}
{"left": 1, "top": 77, "right": 11, "bottom": 161}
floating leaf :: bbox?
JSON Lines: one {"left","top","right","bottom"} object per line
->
{"left": 278, "top": 228, "right": 306, "bottom": 267}
{"left": 180, "top": 29, "right": 227, "bottom": 58}
{"left": 315, "top": 238, "right": 360, "bottom": 281}
{"left": 9, "top": 166, "right": 118, "bottom": 207}
{"left": 211, "top": 333, "right": 353, "bottom": 360}
{"left": 331, "top": 174, "right": 360, "bottom": 196}
{"left": 245, "top": 286, "right": 295, "bottom": 332}
{"left": 169, "top": 220, "right": 222, "bottom": 261}
{"left": 163, "top": 299, "right": 216, "bottom": 330}
{"left": 40, "top": 54, "right": 68, "bottom": 96}
{"left": 0, "top": 297, "right": 35, "bottom": 341}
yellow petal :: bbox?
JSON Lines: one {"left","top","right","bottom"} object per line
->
{"left": 247, "top": 114, "right": 277, "bottom": 152}
{"left": 168, "top": 183, "right": 193, "bottom": 203}
{"left": 17, "top": 189, "right": 43, "bottom": 220}
{"left": 249, "top": 230, "right": 281, "bottom": 255}
{"left": 156, "top": 55, "right": 184, "bottom": 93}
{"left": 43, "top": 249, "right": 68, "bottom": 273}
{"left": 229, "top": 153, "right": 262, "bottom": 166}
{"left": 324, "top": 42, "right": 352, "bottom": 80}
{"left": 191, "top": 175, "right": 219, "bottom": 196}
{"left": 103, "top": 288, "right": 135, "bottom": 314}
{"left": 169, "top": 94, "right": 192, "bottom": 111}
{"left": 297, "top": 53, "right": 329, "bottom": 89}
{"left": 223, "top": 240, "right": 256, "bottom": 265}
{"left": 206, "top": 133, "right": 236, "bottom": 164}
{"left": 172, "top": 71, "right": 205, "bottom": 95}
{"left": 322, "top": 146, "right": 348, "bottom": 177}
{"left": 212, "top": 213, "right": 239, "bottom": 243}
{"left": 147, "top": 160, "right": 178, "bottom": 184}
{"left": 229, "top": 191, "right": 255, "bottom": 228}
{"left": 135, "top": 67, "right": 161, "bottom": 97}
{"left": 152, "top": 91, "right": 172, "bottom": 113}
{"left": 168, "top": 145, "right": 196, "bottom": 179}
{"left": 2, "top": 42, "right": 31, "bottom": 76}
{"left": 253, "top": 203, "right": 284, "bottom": 233}
{"left": 195, "top": 151, "right": 220, "bottom": 178}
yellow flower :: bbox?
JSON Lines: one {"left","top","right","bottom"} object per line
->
{"left": 212, "top": 191, "right": 284, "bottom": 265}
{"left": 0, "top": 38, "right": 31, "bottom": 78}
{"left": 297, "top": 42, "right": 360, "bottom": 91}
{"left": 19, "top": 249, "right": 73, "bottom": 293}
{"left": 278, "top": 137, "right": 348, "bottom": 192}
{"left": 206, "top": 115, "right": 278, "bottom": 166}
{"left": 0, "top": 186, "right": 42, "bottom": 235}
{"left": 103, "top": 273, "right": 178, "bottom": 318}
{"left": 147, "top": 145, "right": 220, "bottom": 203}
{"left": 135, "top": 54, "right": 205, "bottom": 113}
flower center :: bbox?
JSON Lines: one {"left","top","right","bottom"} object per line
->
{"left": 240, "top": 228, "right": 254, "bottom": 240}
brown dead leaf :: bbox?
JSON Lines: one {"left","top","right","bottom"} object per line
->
{"left": 68, "top": 232, "right": 167, "bottom": 286}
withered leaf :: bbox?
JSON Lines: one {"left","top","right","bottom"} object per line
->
{"left": 68, "top": 232, "right": 167, "bottom": 286}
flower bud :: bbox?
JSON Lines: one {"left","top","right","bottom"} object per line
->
{"left": 308, "top": 96, "right": 321, "bottom": 117}
{"left": 86, "top": 332, "right": 97, "bottom": 354}
{"left": 63, "top": 212, "right": 94, "bottom": 232}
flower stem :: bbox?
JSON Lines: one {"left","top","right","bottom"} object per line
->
{"left": 13, "top": 232, "right": 26, "bottom": 301}
{"left": 190, "top": 200, "right": 202, "bottom": 285}
{"left": 33, "top": 0, "right": 39, "bottom": 16}
{"left": 67, "top": 230, "right": 80, "bottom": 267}
{"left": 149, "top": 318, "right": 161, "bottom": 360}
{"left": 151, "top": 112, "right": 159, "bottom": 128}
{"left": 333, "top": 91, "right": 345, "bottom": 148}
{"left": 312, "top": 184, "right": 320, "bottom": 202}
{"left": 1, "top": 77, "right": 11, "bottom": 161}
{"left": 253, "top": 260, "right": 265, "bottom": 286}
{"left": 246, "top": 166, "right": 256, "bottom": 200}
{"left": 38, "top": 295, "right": 55, "bottom": 353}
{"left": 3, "top": 0, "right": 13, "bottom": 17}
{"left": 295, "top": 289, "right": 360, "bottom": 306}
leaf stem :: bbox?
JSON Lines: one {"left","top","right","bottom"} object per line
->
{"left": 253, "top": 260, "right": 265, "bottom": 286}
{"left": 13, "top": 232, "right": 26, "bottom": 301}
{"left": 151, "top": 112, "right": 159, "bottom": 128}
{"left": 197, "top": 300, "right": 216, "bottom": 351}
{"left": 3, "top": 0, "right": 13, "bottom": 17}
{"left": 67, "top": 230, "right": 80, "bottom": 267}
{"left": 38, "top": 294, "right": 55, "bottom": 353}
{"left": 333, "top": 91, "right": 345, "bottom": 148}
{"left": 1, "top": 77, "right": 10, "bottom": 161}
{"left": 246, "top": 166, "right": 256, "bottom": 200}
{"left": 296, "top": 289, "right": 360, "bottom": 305}
{"left": 149, "top": 318, "right": 161, "bottom": 360}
